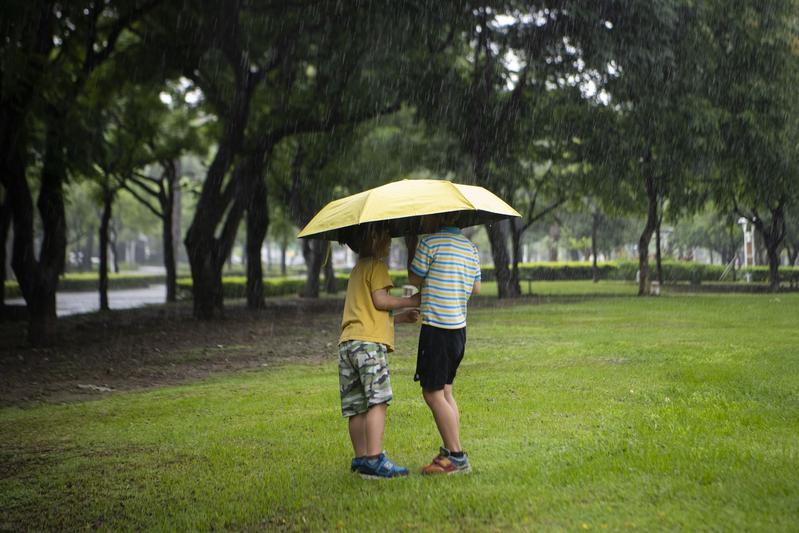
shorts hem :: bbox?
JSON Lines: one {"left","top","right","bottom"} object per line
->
{"left": 341, "top": 398, "right": 392, "bottom": 418}
{"left": 367, "top": 398, "right": 392, "bottom": 408}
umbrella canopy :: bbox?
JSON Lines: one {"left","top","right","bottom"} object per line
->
{"left": 297, "top": 179, "right": 521, "bottom": 241}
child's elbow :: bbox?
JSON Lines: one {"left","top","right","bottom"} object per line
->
{"left": 371, "top": 292, "right": 390, "bottom": 311}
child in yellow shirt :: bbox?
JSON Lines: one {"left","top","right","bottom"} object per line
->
{"left": 338, "top": 224, "right": 419, "bottom": 479}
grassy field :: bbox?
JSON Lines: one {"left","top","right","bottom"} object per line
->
{"left": 2, "top": 287, "right": 798, "bottom": 530}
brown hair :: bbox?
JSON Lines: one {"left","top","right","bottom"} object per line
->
{"left": 358, "top": 224, "right": 391, "bottom": 258}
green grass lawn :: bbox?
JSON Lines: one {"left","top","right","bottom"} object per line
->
{"left": 2, "top": 290, "right": 798, "bottom": 530}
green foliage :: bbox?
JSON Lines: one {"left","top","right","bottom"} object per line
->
{"left": 700, "top": 0, "right": 799, "bottom": 282}
{"left": 580, "top": 0, "right": 717, "bottom": 216}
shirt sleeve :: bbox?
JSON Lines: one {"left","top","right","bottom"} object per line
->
{"left": 369, "top": 260, "right": 394, "bottom": 292}
{"left": 410, "top": 237, "right": 432, "bottom": 278}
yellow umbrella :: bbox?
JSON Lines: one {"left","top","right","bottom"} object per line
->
{"left": 297, "top": 179, "right": 521, "bottom": 240}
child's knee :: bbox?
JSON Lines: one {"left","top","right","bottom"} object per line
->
{"left": 422, "top": 388, "right": 443, "bottom": 405}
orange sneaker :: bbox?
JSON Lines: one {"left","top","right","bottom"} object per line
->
{"left": 421, "top": 448, "right": 471, "bottom": 475}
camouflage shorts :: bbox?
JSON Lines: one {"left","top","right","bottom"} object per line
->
{"left": 338, "top": 340, "right": 393, "bottom": 417}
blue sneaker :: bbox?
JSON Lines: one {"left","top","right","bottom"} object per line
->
{"left": 351, "top": 456, "right": 366, "bottom": 473}
{"left": 359, "top": 453, "right": 409, "bottom": 480}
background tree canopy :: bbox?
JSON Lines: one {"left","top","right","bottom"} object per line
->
{"left": 2, "top": 0, "right": 798, "bottom": 344}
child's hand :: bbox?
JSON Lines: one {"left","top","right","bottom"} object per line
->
{"left": 408, "top": 292, "right": 421, "bottom": 307}
{"left": 396, "top": 309, "right": 419, "bottom": 324}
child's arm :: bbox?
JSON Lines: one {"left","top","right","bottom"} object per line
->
{"left": 472, "top": 281, "right": 481, "bottom": 295}
{"left": 371, "top": 288, "right": 420, "bottom": 311}
{"left": 406, "top": 235, "right": 427, "bottom": 288}
{"left": 407, "top": 271, "right": 424, "bottom": 288}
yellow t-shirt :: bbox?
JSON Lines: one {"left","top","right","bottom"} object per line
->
{"left": 339, "top": 257, "right": 395, "bottom": 351}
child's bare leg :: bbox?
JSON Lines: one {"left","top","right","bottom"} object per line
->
{"left": 443, "top": 384, "right": 459, "bottom": 428}
{"left": 365, "top": 402, "right": 388, "bottom": 456}
{"left": 348, "top": 413, "right": 368, "bottom": 457}
{"left": 423, "top": 388, "right": 461, "bottom": 452}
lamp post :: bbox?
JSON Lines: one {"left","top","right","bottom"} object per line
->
{"left": 738, "top": 217, "right": 755, "bottom": 282}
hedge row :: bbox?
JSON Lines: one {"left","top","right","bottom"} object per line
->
{"left": 4, "top": 273, "right": 167, "bottom": 299}
{"left": 6, "top": 262, "right": 798, "bottom": 301}
{"left": 176, "top": 275, "right": 352, "bottom": 299}
{"left": 611, "top": 261, "right": 799, "bottom": 283}
{"left": 474, "top": 261, "right": 798, "bottom": 284}
{"left": 479, "top": 262, "right": 618, "bottom": 282}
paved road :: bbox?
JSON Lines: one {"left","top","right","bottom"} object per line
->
{"left": 7, "top": 285, "right": 167, "bottom": 317}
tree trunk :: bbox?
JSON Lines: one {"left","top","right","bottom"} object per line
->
{"left": 0, "top": 191, "right": 10, "bottom": 307}
{"left": 301, "top": 239, "right": 326, "bottom": 298}
{"left": 109, "top": 223, "right": 120, "bottom": 274}
{"left": 751, "top": 201, "right": 786, "bottom": 292}
{"left": 0, "top": 8, "right": 55, "bottom": 338}
{"left": 184, "top": 41, "right": 259, "bottom": 319}
{"left": 324, "top": 252, "right": 337, "bottom": 294}
{"left": 8, "top": 118, "right": 67, "bottom": 344}
{"left": 655, "top": 215, "right": 663, "bottom": 285}
{"left": 187, "top": 155, "right": 252, "bottom": 319}
{"left": 788, "top": 245, "right": 798, "bottom": 267}
{"left": 190, "top": 255, "right": 226, "bottom": 319}
{"left": 637, "top": 177, "right": 658, "bottom": 296}
{"left": 591, "top": 212, "right": 599, "bottom": 283}
{"left": 171, "top": 159, "right": 182, "bottom": 267}
{"left": 510, "top": 218, "right": 523, "bottom": 292}
{"left": 766, "top": 245, "right": 781, "bottom": 291}
{"left": 246, "top": 172, "right": 269, "bottom": 309}
{"left": 280, "top": 243, "right": 287, "bottom": 276}
{"left": 162, "top": 161, "right": 178, "bottom": 303}
{"left": 163, "top": 209, "right": 177, "bottom": 303}
{"left": 99, "top": 188, "right": 113, "bottom": 312}
{"left": 486, "top": 221, "right": 520, "bottom": 298}
{"left": 186, "top": 151, "right": 247, "bottom": 318}
{"left": 548, "top": 223, "right": 560, "bottom": 262}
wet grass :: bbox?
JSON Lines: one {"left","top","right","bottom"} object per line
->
{"left": 1, "top": 289, "right": 798, "bottom": 530}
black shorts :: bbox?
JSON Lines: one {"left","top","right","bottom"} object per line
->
{"left": 414, "top": 324, "right": 466, "bottom": 391}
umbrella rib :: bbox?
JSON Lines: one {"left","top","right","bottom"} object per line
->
{"left": 357, "top": 190, "right": 374, "bottom": 225}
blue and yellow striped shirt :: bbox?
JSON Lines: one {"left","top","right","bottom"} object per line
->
{"left": 410, "top": 227, "right": 481, "bottom": 329}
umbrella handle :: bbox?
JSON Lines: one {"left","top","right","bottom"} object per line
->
{"left": 321, "top": 241, "right": 332, "bottom": 269}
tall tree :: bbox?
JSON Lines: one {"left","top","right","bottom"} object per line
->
{"left": 581, "top": 0, "right": 715, "bottom": 295}
{"left": 1, "top": 0, "right": 163, "bottom": 343}
{"left": 175, "top": 1, "right": 423, "bottom": 317}
{"left": 703, "top": 0, "right": 799, "bottom": 290}
{"left": 90, "top": 88, "right": 155, "bottom": 310}
{"left": 113, "top": 83, "right": 204, "bottom": 302}
{"left": 409, "top": 2, "right": 617, "bottom": 297}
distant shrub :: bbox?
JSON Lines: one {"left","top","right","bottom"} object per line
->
{"left": 176, "top": 275, "right": 350, "bottom": 299}
{"left": 4, "top": 273, "right": 166, "bottom": 298}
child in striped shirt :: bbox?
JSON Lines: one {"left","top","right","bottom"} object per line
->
{"left": 407, "top": 215, "right": 481, "bottom": 474}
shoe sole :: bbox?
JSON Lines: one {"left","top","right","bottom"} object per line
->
{"left": 421, "top": 465, "right": 472, "bottom": 475}
{"left": 359, "top": 472, "right": 409, "bottom": 480}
